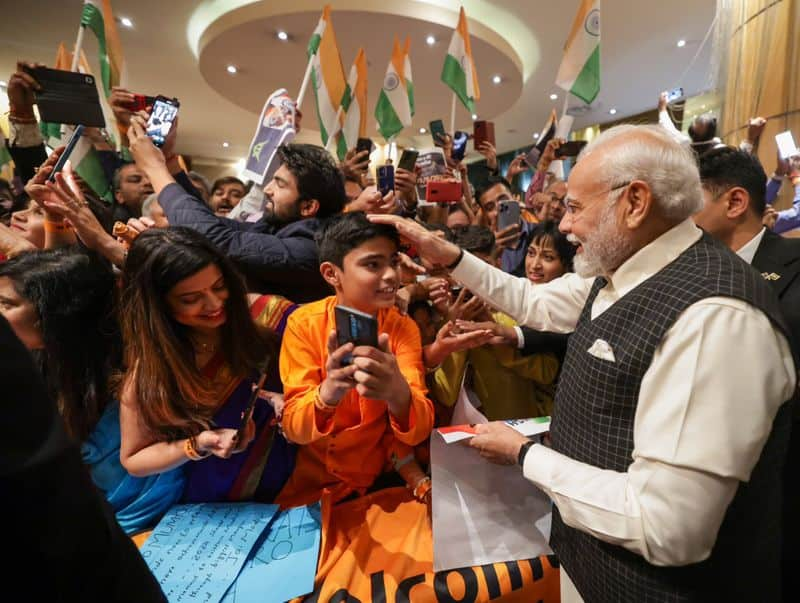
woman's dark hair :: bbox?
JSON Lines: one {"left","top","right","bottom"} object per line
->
{"left": 0, "top": 247, "right": 120, "bottom": 440}
{"left": 277, "top": 143, "right": 346, "bottom": 218}
{"left": 527, "top": 220, "right": 576, "bottom": 272}
{"left": 119, "top": 227, "right": 275, "bottom": 439}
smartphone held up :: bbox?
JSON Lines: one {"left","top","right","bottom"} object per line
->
{"left": 146, "top": 96, "right": 180, "bottom": 147}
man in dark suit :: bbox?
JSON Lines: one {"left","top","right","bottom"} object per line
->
{"left": 0, "top": 316, "right": 166, "bottom": 601}
{"left": 694, "top": 146, "right": 800, "bottom": 601}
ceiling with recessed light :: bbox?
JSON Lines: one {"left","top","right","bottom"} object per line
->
{"left": 0, "top": 0, "right": 716, "bottom": 167}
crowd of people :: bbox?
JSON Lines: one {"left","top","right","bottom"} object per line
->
{"left": 2, "top": 55, "right": 800, "bottom": 602}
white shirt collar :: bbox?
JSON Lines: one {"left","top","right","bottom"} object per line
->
{"left": 735, "top": 228, "right": 766, "bottom": 265}
{"left": 606, "top": 218, "right": 703, "bottom": 298}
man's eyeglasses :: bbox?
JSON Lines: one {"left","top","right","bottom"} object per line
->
{"left": 563, "top": 181, "right": 631, "bottom": 217}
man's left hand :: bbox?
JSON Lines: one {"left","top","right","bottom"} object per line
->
{"left": 468, "top": 422, "right": 530, "bottom": 465}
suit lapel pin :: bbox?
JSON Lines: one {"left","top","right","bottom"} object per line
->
{"left": 761, "top": 272, "right": 781, "bottom": 281}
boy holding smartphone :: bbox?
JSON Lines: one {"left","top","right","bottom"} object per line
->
{"left": 276, "top": 211, "right": 434, "bottom": 507}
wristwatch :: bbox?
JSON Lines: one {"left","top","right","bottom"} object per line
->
{"left": 517, "top": 440, "right": 535, "bottom": 466}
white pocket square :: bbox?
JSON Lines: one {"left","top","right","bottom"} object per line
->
{"left": 587, "top": 338, "right": 616, "bottom": 362}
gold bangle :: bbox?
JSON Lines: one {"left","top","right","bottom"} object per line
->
{"left": 314, "top": 387, "right": 337, "bottom": 413}
{"left": 184, "top": 435, "right": 210, "bottom": 461}
{"left": 412, "top": 476, "right": 432, "bottom": 501}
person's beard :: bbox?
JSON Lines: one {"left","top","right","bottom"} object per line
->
{"left": 567, "top": 200, "right": 634, "bottom": 278}
{"left": 262, "top": 196, "right": 302, "bottom": 228}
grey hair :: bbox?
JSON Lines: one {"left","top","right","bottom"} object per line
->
{"left": 578, "top": 124, "right": 703, "bottom": 221}
{"left": 140, "top": 193, "right": 159, "bottom": 218}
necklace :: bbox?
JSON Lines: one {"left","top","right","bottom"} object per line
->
{"left": 191, "top": 336, "right": 218, "bottom": 355}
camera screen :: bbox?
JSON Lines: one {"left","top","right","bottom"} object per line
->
{"left": 146, "top": 100, "right": 178, "bottom": 146}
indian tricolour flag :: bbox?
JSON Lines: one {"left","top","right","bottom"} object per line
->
{"left": 375, "top": 36, "right": 413, "bottom": 141}
{"left": 441, "top": 7, "right": 480, "bottom": 112}
{"left": 307, "top": 5, "right": 347, "bottom": 147}
{"left": 81, "top": 0, "right": 124, "bottom": 97}
{"left": 555, "top": 0, "right": 601, "bottom": 104}
{"left": 330, "top": 48, "right": 368, "bottom": 161}
{"left": 403, "top": 37, "right": 415, "bottom": 118}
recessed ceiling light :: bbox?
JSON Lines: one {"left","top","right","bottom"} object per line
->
{"left": 223, "top": 142, "right": 230, "bottom": 148}
{"left": 277, "top": 30, "right": 289, "bottom": 41}
{"left": 226, "top": 65, "right": 238, "bottom": 74}
{"left": 550, "top": 93, "right": 558, "bottom": 100}
{"left": 609, "top": 108, "right": 617, "bottom": 115}
{"left": 426, "top": 35, "right": 436, "bottom": 46}
{"left": 419, "top": 127, "right": 427, "bottom": 134}
{"left": 533, "top": 133, "right": 540, "bottom": 139}
{"left": 471, "top": 114, "right": 478, "bottom": 120}
{"left": 492, "top": 75, "right": 502, "bottom": 84}
{"left": 677, "top": 39, "right": 686, "bottom": 48}
{"left": 120, "top": 17, "right": 133, "bottom": 28}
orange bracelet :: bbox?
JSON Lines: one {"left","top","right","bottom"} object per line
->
{"left": 44, "top": 220, "right": 72, "bottom": 233}
{"left": 314, "top": 387, "right": 338, "bottom": 413}
{"left": 412, "top": 476, "right": 432, "bottom": 501}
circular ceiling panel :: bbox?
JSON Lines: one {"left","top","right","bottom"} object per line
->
{"left": 196, "top": 4, "right": 524, "bottom": 147}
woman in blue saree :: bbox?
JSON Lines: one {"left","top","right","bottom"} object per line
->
{"left": 117, "top": 227, "right": 295, "bottom": 506}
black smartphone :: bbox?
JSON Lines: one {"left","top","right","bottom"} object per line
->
{"left": 335, "top": 305, "right": 379, "bottom": 366}
{"left": 452, "top": 131, "right": 469, "bottom": 161}
{"left": 47, "top": 125, "right": 84, "bottom": 183}
{"left": 554, "top": 140, "right": 587, "bottom": 158}
{"left": 356, "top": 137, "right": 373, "bottom": 156}
{"left": 25, "top": 65, "right": 105, "bottom": 127}
{"left": 397, "top": 149, "right": 419, "bottom": 172}
{"left": 146, "top": 96, "right": 180, "bottom": 147}
{"left": 429, "top": 119, "right": 447, "bottom": 146}
{"left": 235, "top": 372, "right": 267, "bottom": 443}
{"left": 377, "top": 164, "right": 395, "bottom": 196}
{"left": 497, "top": 200, "right": 521, "bottom": 231}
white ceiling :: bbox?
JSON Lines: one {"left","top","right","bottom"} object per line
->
{"left": 0, "top": 0, "right": 716, "bottom": 167}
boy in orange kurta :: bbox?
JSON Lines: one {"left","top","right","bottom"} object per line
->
{"left": 276, "top": 212, "right": 434, "bottom": 507}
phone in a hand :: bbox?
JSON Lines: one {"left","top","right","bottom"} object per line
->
{"left": 452, "top": 131, "right": 469, "bottom": 161}
{"left": 129, "top": 93, "right": 157, "bottom": 113}
{"left": 146, "top": 96, "right": 180, "bottom": 147}
{"left": 429, "top": 119, "right": 447, "bottom": 146}
{"left": 554, "top": 140, "right": 588, "bottom": 159}
{"left": 497, "top": 200, "right": 521, "bottom": 231}
{"left": 235, "top": 372, "right": 267, "bottom": 443}
{"left": 666, "top": 87, "right": 684, "bottom": 103}
{"left": 397, "top": 149, "right": 419, "bottom": 172}
{"left": 47, "top": 125, "right": 85, "bottom": 183}
{"left": 377, "top": 164, "right": 395, "bottom": 196}
{"left": 776, "top": 130, "right": 799, "bottom": 159}
{"left": 356, "top": 137, "right": 374, "bottom": 156}
{"left": 335, "top": 305, "right": 379, "bottom": 366}
{"left": 473, "top": 120, "right": 495, "bottom": 148}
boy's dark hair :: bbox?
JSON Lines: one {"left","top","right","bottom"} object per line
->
{"left": 698, "top": 146, "right": 767, "bottom": 215}
{"left": 420, "top": 221, "right": 453, "bottom": 241}
{"left": 450, "top": 224, "right": 495, "bottom": 256}
{"left": 528, "top": 220, "right": 576, "bottom": 272}
{"left": 474, "top": 175, "right": 512, "bottom": 207}
{"left": 408, "top": 300, "right": 434, "bottom": 319}
{"left": 316, "top": 211, "right": 400, "bottom": 267}
{"left": 277, "top": 144, "right": 346, "bottom": 218}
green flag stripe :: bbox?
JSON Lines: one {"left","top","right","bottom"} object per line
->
{"left": 340, "top": 83, "right": 353, "bottom": 112}
{"left": 570, "top": 46, "right": 600, "bottom": 104}
{"left": 307, "top": 33, "right": 321, "bottom": 58}
{"left": 336, "top": 133, "right": 348, "bottom": 161}
{"left": 81, "top": 3, "right": 112, "bottom": 97}
{"left": 374, "top": 90, "right": 405, "bottom": 140}
{"left": 441, "top": 54, "right": 474, "bottom": 113}
{"left": 406, "top": 81, "right": 415, "bottom": 117}
{"left": 310, "top": 68, "right": 330, "bottom": 144}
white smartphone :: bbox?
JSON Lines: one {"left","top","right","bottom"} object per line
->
{"left": 776, "top": 130, "right": 799, "bottom": 159}
{"left": 666, "top": 87, "right": 684, "bottom": 103}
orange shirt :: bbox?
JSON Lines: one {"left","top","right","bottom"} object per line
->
{"left": 276, "top": 296, "right": 433, "bottom": 507}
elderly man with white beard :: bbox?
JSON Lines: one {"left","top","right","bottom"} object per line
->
{"left": 370, "top": 124, "right": 796, "bottom": 603}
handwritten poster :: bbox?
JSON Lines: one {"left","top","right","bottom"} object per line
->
{"left": 140, "top": 503, "right": 279, "bottom": 603}
{"left": 221, "top": 503, "right": 322, "bottom": 603}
